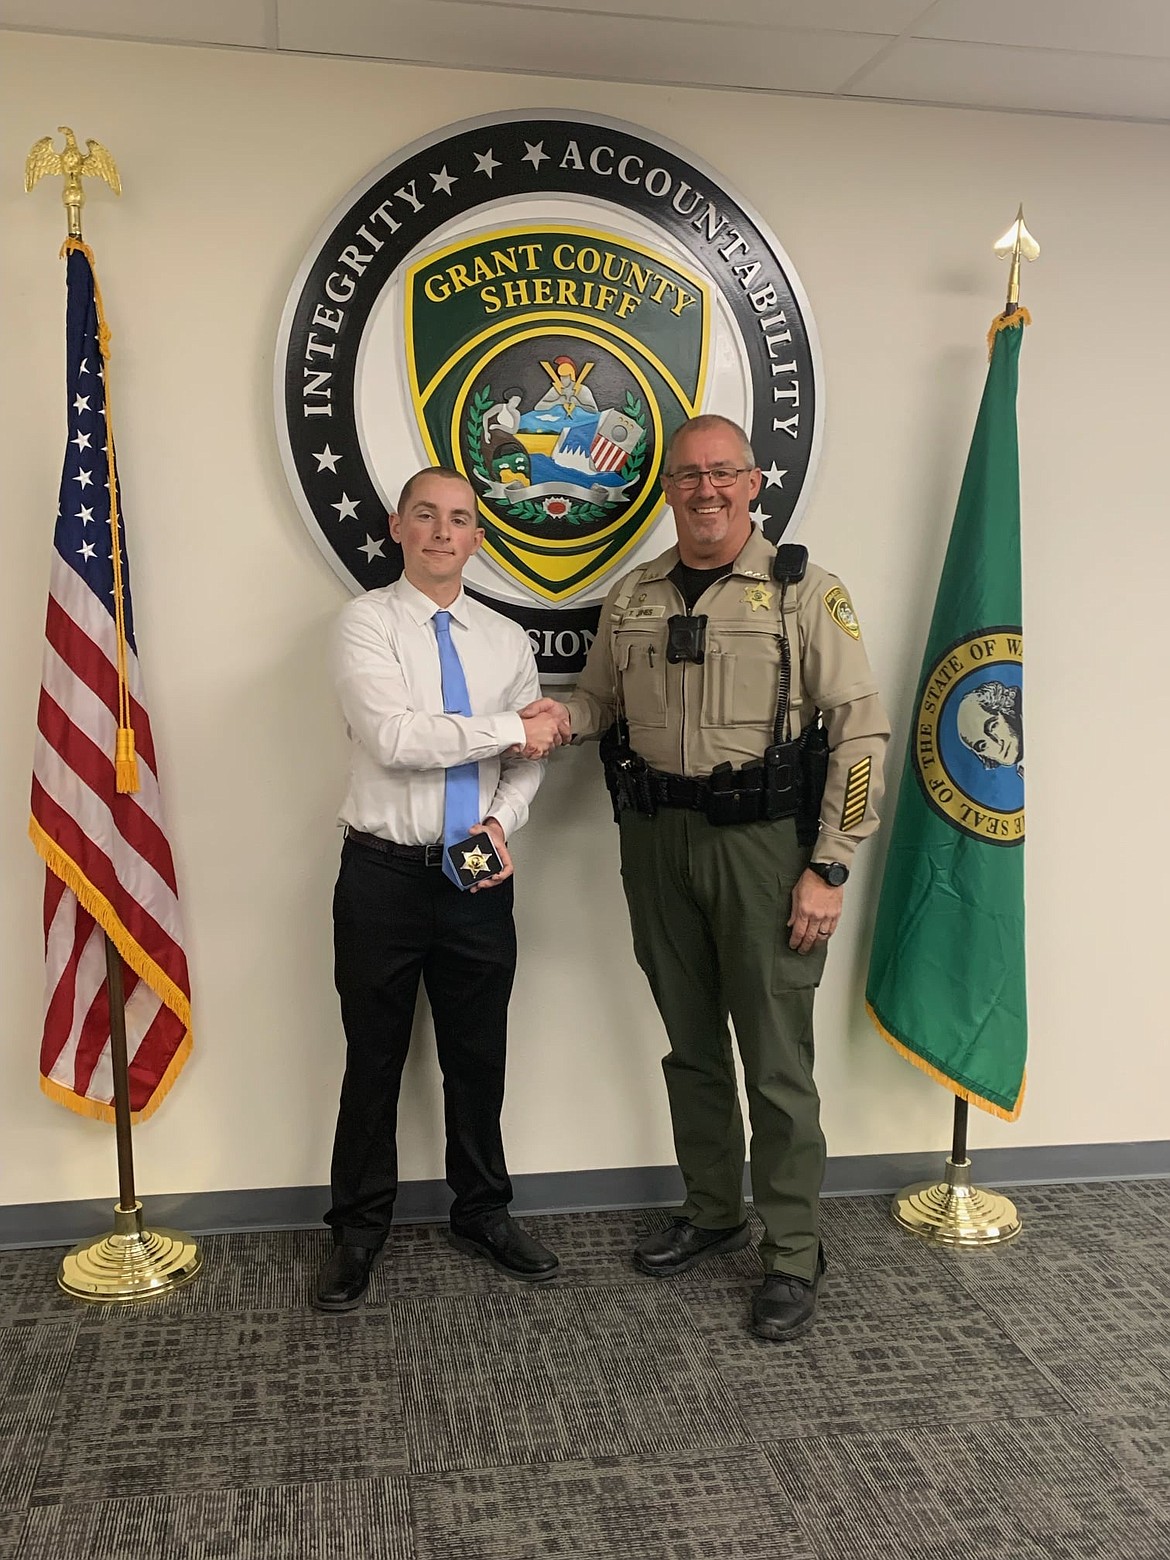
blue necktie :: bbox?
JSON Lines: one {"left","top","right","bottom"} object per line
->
{"left": 432, "top": 610, "right": 481, "bottom": 889}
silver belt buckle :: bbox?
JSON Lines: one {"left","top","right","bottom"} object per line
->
{"left": 424, "top": 843, "right": 445, "bottom": 867}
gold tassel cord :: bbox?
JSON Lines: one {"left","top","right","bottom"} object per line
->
{"left": 62, "top": 238, "right": 139, "bottom": 793}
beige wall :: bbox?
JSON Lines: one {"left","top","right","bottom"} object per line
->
{"left": 1, "top": 31, "right": 1165, "bottom": 1211}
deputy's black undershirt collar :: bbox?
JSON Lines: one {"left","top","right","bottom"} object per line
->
{"left": 669, "top": 559, "right": 734, "bottom": 613}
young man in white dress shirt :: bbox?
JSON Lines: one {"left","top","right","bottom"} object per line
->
{"left": 315, "top": 467, "right": 565, "bottom": 1311}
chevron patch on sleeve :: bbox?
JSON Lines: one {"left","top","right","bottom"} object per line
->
{"left": 841, "top": 756, "right": 872, "bottom": 832}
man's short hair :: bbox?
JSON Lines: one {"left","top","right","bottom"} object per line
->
{"left": 664, "top": 415, "right": 755, "bottom": 471}
{"left": 395, "top": 466, "right": 475, "bottom": 515}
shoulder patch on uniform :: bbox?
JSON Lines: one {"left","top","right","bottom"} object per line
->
{"left": 840, "top": 756, "right": 872, "bottom": 832}
{"left": 623, "top": 604, "right": 666, "bottom": 620}
{"left": 823, "top": 585, "right": 861, "bottom": 640}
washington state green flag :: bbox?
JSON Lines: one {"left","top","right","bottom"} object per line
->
{"left": 866, "top": 310, "right": 1029, "bottom": 1120}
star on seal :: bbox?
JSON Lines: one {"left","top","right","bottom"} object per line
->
{"left": 743, "top": 582, "right": 772, "bottom": 612}
{"left": 461, "top": 848, "right": 493, "bottom": 877}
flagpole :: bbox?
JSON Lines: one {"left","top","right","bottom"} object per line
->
{"left": 888, "top": 208, "right": 1038, "bottom": 1248}
{"left": 104, "top": 935, "right": 138, "bottom": 1212}
{"left": 27, "top": 128, "right": 201, "bottom": 1302}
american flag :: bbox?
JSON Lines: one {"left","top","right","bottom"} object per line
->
{"left": 29, "top": 241, "right": 192, "bottom": 1123}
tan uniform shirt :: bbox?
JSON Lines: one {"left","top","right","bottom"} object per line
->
{"left": 564, "top": 526, "right": 890, "bottom": 868}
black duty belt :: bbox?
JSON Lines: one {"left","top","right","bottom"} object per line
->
{"left": 646, "top": 768, "right": 713, "bottom": 810}
{"left": 644, "top": 761, "right": 802, "bottom": 826}
{"left": 600, "top": 722, "right": 824, "bottom": 834}
{"left": 345, "top": 827, "right": 445, "bottom": 866}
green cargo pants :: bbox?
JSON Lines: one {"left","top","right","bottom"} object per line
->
{"left": 619, "top": 808, "right": 827, "bottom": 1281}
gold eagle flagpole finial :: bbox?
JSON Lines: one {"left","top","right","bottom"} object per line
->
{"left": 993, "top": 204, "right": 1040, "bottom": 313}
{"left": 25, "top": 126, "right": 121, "bottom": 239}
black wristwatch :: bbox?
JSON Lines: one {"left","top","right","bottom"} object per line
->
{"left": 808, "top": 861, "right": 849, "bottom": 887}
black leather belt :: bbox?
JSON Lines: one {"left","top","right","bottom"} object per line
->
{"left": 345, "top": 827, "right": 445, "bottom": 866}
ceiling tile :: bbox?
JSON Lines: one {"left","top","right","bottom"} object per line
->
{"left": 438, "top": 0, "right": 932, "bottom": 32}
{"left": 0, "top": 0, "right": 270, "bottom": 47}
{"left": 915, "top": 0, "right": 1170, "bottom": 58}
{"left": 7, "top": 0, "right": 1169, "bottom": 127}
{"left": 277, "top": 0, "right": 889, "bottom": 92}
{"left": 846, "top": 36, "right": 1170, "bottom": 119}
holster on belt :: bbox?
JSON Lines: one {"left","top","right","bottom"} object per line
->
{"left": 600, "top": 720, "right": 656, "bottom": 824}
{"left": 794, "top": 719, "right": 829, "bottom": 846}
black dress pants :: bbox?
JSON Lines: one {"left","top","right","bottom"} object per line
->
{"left": 327, "top": 836, "right": 516, "bottom": 1248}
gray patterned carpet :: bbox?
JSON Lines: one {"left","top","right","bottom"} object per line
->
{"left": 2, "top": 1181, "right": 1169, "bottom": 1558}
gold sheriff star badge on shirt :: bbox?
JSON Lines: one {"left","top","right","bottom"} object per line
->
{"left": 461, "top": 847, "right": 493, "bottom": 878}
{"left": 743, "top": 582, "right": 773, "bottom": 612}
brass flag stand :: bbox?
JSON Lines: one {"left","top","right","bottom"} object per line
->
{"left": 890, "top": 208, "right": 1038, "bottom": 1249}
{"left": 57, "top": 938, "right": 201, "bottom": 1302}
{"left": 26, "top": 128, "right": 201, "bottom": 1303}
{"left": 892, "top": 1094, "right": 1021, "bottom": 1246}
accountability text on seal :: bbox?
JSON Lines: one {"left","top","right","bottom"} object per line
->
{"left": 276, "top": 112, "right": 822, "bottom": 680}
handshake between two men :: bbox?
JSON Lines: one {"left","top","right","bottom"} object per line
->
{"left": 316, "top": 436, "right": 890, "bottom": 1340}
{"left": 514, "top": 697, "right": 573, "bottom": 760}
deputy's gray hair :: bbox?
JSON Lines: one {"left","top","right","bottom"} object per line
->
{"left": 664, "top": 415, "right": 755, "bottom": 471}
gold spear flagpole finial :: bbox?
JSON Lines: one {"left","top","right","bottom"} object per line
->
{"left": 25, "top": 126, "right": 121, "bottom": 239}
{"left": 993, "top": 204, "right": 1040, "bottom": 313}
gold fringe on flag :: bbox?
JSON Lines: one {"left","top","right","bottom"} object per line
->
{"left": 866, "top": 1002, "right": 1026, "bottom": 1123}
{"left": 987, "top": 304, "right": 1032, "bottom": 358}
{"left": 29, "top": 817, "right": 191, "bottom": 1022}
{"left": 39, "top": 1032, "right": 193, "bottom": 1126}
{"left": 29, "top": 815, "right": 193, "bottom": 1124}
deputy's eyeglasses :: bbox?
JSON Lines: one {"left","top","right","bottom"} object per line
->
{"left": 663, "top": 466, "right": 753, "bottom": 491}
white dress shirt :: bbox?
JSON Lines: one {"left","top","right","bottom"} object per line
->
{"left": 333, "top": 576, "right": 544, "bottom": 844}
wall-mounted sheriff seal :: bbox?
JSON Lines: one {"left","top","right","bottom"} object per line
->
{"left": 275, "top": 111, "right": 822, "bottom": 680}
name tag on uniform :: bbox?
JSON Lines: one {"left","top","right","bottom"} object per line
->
{"left": 623, "top": 605, "right": 666, "bottom": 621}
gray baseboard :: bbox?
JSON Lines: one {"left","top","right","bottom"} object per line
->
{"left": 2, "top": 1141, "right": 1167, "bottom": 1250}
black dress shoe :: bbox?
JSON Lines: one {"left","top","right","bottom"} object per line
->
{"left": 448, "top": 1211, "right": 560, "bottom": 1282}
{"left": 751, "top": 1248, "right": 826, "bottom": 1341}
{"left": 314, "top": 1243, "right": 377, "bottom": 1312}
{"left": 633, "top": 1217, "right": 751, "bottom": 1276}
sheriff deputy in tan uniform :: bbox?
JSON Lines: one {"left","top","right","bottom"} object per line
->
{"left": 523, "top": 413, "right": 890, "bottom": 1341}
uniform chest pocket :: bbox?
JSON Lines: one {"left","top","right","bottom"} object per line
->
{"left": 615, "top": 629, "right": 667, "bottom": 728}
{"left": 701, "top": 626, "right": 786, "bottom": 728}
